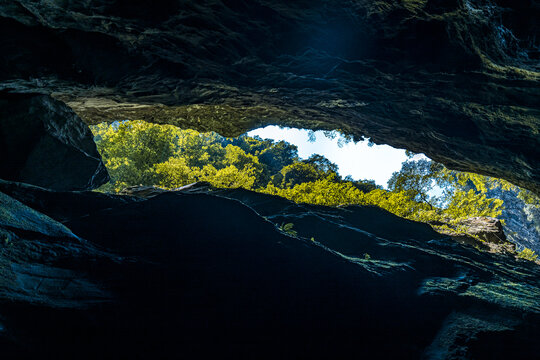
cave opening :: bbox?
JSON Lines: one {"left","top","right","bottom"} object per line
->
{"left": 90, "top": 120, "right": 539, "bottom": 260}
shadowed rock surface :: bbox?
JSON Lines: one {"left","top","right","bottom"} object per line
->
{"left": 1, "top": 184, "right": 540, "bottom": 359}
{"left": 0, "top": 190, "right": 115, "bottom": 309}
{"left": 0, "top": 0, "right": 538, "bottom": 193}
{"left": 0, "top": 93, "right": 109, "bottom": 190}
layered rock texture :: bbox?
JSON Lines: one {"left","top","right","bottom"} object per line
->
{"left": 1, "top": 181, "right": 540, "bottom": 359}
{"left": 0, "top": 0, "right": 539, "bottom": 193}
{"left": 487, "top": 187, "right": 540, "bottom": 253}
{"left": 0, "top": 93, "right": 108, "bottom": 190}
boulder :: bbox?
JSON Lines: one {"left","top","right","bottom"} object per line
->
{"left": 436, "top": 216, "right": 517, "bottom": 255}
{"left": 0, "top": 93, "right": 108, "bottom": 190}
{"left": 456, "top": 217, "right": 507, "bottom": 244}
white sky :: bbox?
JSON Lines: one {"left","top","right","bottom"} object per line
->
{"left": 247, "top": 126, "right": 421, "bottom": 188}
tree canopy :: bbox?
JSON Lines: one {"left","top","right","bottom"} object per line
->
{"left": 91, "top": 120, "right": 538, "bottom": 242}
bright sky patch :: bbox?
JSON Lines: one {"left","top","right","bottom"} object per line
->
{"left": 248, "top": 126, "right": 425, "bottom": 188}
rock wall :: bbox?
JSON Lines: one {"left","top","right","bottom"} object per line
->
{"left": 0, "top": 0, "right": 538, "bottom": 193}
{"left": 486, "top": 187, "right": 540, "bottom": 252}
{"left": 0, "top": 93, "right": 108, "bottom": 190}
{"left": 1, "top": 182, "right": 540, "bottom": 358}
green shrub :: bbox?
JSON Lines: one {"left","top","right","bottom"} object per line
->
{"left": 279, "top": 223, "right": 297, "bottom": 237}
{"left": 517, "top": 248, "right": 538, "bottom": 262}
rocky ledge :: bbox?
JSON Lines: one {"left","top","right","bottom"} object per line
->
{"left": 0, "top": 0, "right": 539, "bottom": 193}
{"left": 1, "top": 181, "right": 540, "bottom": 358}
{"left": 0, "top": 93, "right": 108, "bottom": 191}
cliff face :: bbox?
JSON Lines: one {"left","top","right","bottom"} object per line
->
{"left": 486, "top": 187, "right": 540, "bottom": 252}
{"left": 0, "top": 93, "right": 109, "bottom": 190}
{"left": 1, "top": 181, "right": 540, "bottom": 359}
{"left": 0, "top": 0, "right": 539, "bottom": 193}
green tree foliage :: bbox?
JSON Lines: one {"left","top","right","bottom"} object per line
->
{"left": 154, "top": 157, "right": 195, "bottom": 188}
{"left": 387, "top": 159, "right": 504, "bottom": 223}
{"left": 272, "top": 155, "right": 340, "bottom": 188}
{"left": 517, "top": 248, "right": 539, "bottom": 262}
{"left": 230, "top": 135, "right": 298, "bottom": 174}
{"left": 276, "top": 162, "right": 324, "bottom": 188}
{"left": 263, "top": 179, "right": 365, "bottom": 207}
{"left": 92, "top": 121, "right": 263, "bottom": 191}
{"left": 345, "top": 176, "right": 381, "bottom": 193}
{"left": 387, "top": 159, "right": 447, "bottom": 208}
{"left": 445, "top": 189, "right": 503, "bottom": 219}
{"left": 92, "top": 121, "right": 524, "bottom": 236}
{"left": 199, "top": 164, "right": 260, "bottom": 190}
{"left": 92, "top": 121, "right": 182, "bottom": 191}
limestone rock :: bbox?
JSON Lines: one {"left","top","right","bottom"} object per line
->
{"left": 486, "top": 187, "right": 540, "bottom": 253}
{"left": 1, "top": 186, "right": 540, "bottom": 358}
{"left": 117, "top": 185, "right": 169, "bottom": 199}
{"left": 0, "top": 0, "right": 538, "bottom": 193}
{"left": 435, "top": 216, "right": 517, "bottom": 255}
{"left": 0, "top": 93, "right": 109, "bottom": 190}
{"left": 0, "top": 191, "right": 112, "bottom": 309}
{"left": 0, "top": 190, "right": 77, "bottom": 240}
{"left": 0, "top": 179, "right": 133, "bottom": 223}
{"left": 456, "top": 217, "right": 507, "bottom": 244}
{"left": 116, "top": 182, "right": 211, "bottom": 199}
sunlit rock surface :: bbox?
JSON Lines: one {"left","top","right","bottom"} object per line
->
{"left": 453, "top": 217, "right": 507, "bottom": 244}
{"left": 0, "top": 0, "right": 538, "bottom": 193}
{"left": 0, "top": 93, "right": 108, "bottom": 190}
{"left": 486, "top": 187, "right": 540, "bottom": 253}
{"left": 1, "top": 182, "right": 540, "bottom": 358}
